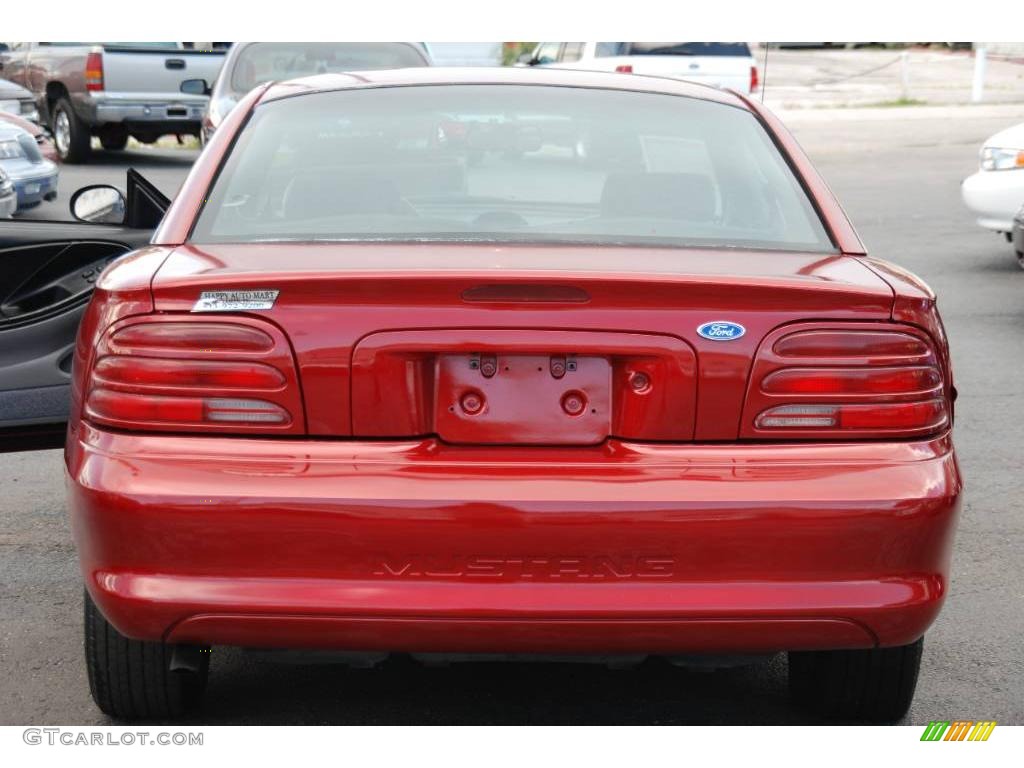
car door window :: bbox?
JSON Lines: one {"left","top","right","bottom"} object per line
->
{"left": 533, "top": 42, "right": 562, "bottom": 65}
{"left": 560, "top": 43, "right": 585, "bottom": 63}
{"left": 595, "top": 43, "right": 626, "bottom": 57}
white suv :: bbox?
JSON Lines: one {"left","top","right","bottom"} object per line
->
{"left": 521, "top": 42, "right": 759, "bottom": 95}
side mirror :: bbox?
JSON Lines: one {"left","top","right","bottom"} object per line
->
{"left": 516, "top": 53, "right": 536, "bottom": 66}
{"left": 180, "top": 78, "right": 211, "bottom": 96}
{"left": 70, "top": 185, "right": 126, "bottom": 225}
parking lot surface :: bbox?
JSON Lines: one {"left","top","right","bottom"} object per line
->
{"left": 760, "top": 47, "right": 1024, "bottom": 108}
{"left": 2, "top": 104, "right": 1023, "bottom": 724}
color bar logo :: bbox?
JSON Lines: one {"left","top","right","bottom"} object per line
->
{"left": 921, "top": 721, "right": 997, "bottom": 741}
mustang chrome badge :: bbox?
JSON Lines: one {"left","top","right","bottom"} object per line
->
{"left": 696, "top": 321, "right": 746, "bottom": 341}
{"left": 192, "top": 289, "right": 279, "bottom": 312}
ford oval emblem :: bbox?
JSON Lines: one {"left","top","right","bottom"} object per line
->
{"left": 697, "top": 321, "right": 746, "bottom": 341}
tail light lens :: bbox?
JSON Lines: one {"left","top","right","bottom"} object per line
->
{"left": 742, "top": 325, "right": 950, "bottom": 440}
{"left": 615, "top": 64, "right": 634, "bottom": 74}
{"left": 83, "top": 318, "right": 304, "bottom": 435}
{"left": 85, "top": 51, "right": 104, "bottom": 92}
{"left": 750, "top": 65, "right": 759, "bottom": 93}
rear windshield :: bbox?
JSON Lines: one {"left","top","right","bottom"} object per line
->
{"left": 597, "top": 42, "right": 752, "bottom": 57}
{"left": 191, "top": 85, "right": 832, "bottom": 252}
{"left": 230, "top": 43, "right": 429, "bottom": 94}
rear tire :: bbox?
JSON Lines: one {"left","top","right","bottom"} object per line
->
{"left": 84, "top": 591, "right": 209, "bottom": 720}
{"left": 788, "top": 637, "right": 923, "bottom": 722}
{"left": 52, "top": 98, "right": 91, "bottom": 163}
{"left": 1015, "top": 250, "right": 1024, "bottom": 270}
{"left": 99, "top": 127, "right": 129, "bottom": 151}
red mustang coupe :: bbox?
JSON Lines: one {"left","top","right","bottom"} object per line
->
{"left": 21, "top": 68, "right": 964, "bottom": 721}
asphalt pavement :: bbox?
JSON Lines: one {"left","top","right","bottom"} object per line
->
{"left": 16, "top": 142, "right": 200, "bottom": 222}
{"left": 1, "top": 105, "right": 1023, "bottom": 725}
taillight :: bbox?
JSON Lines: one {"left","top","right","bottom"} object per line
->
{"left": 742, "top": 325, "right": 950, "bottom": 440}
{"left": 85, "top": 51, "right": 104, "bottom": 92}
{"left": 749, "top": 65, "right": 759, "bottom": 93}
{"left": 615, "top": 64, "right": 633, "bottom": 74}
{"left": 83, "top": 318, "right": 304, "bottom": 435}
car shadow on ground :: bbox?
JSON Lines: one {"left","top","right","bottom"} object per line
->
{"left": 80, "top": 148, "right": 200, "bottom": 168}
{"left": 154, "top": 648, "right": 866, "bottom": 725}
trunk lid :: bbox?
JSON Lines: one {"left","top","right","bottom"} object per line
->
{"left": 151, "top": 244, "right": 893, "bottom": 442}
{"left": 100, "top": 46, "right": 225, "bottom": 98}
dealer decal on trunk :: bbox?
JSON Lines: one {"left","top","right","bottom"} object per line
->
{"left": 192, "top": 289, "right": 280, "bottom": 312}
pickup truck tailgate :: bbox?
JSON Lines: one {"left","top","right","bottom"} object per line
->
{"left": 99, "top": 47, "right": 224, "bottom": 96}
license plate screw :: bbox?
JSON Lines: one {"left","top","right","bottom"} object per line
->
{"left": 550, "top": 355, "right": 567, "bottom": 379}
{"left": 561, "top": 390, "right": 587, "bottom": 416}
{"left": 460, "top": 391, "right": 485, "bottom": 415}
{"left": 629, "top": 371, "right": 651, "bottom": 393}
{"left": 480, "top": 354, "right": 497, "bottom": 378}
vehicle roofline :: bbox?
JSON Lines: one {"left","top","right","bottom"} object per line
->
{"left": 255, "top": 68, "right": 750, "bottom": 110}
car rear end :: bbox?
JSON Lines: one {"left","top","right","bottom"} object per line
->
{"left": 65, "top": 72, "right": 960, "bottom": 721}
{"left": 68, "top": 265, "right": 959, "bottom": 650}
{"left": 84, "top": 43, "right": 224, "bottom": 140}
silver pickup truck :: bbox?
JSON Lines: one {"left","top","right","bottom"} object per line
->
{"left": 0, "top": 43, "right": 225, "bottom": 162}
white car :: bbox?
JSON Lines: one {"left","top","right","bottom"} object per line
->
{"left": 520, "top": 42, "right": 759, "bottom": 95}
{"left": 961, "top": 121, "right": 1024, "bottom": 266}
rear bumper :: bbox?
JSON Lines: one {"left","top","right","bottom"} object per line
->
{"left": 66, "top": 424, "right": 962, "bottom": 654}
{"left": 84, "top": 93, "right": 207, "bottom": 128}
{"left": 10, "top": 167, "right": 58, "bottom": 208}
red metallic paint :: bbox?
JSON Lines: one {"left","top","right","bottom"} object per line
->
{"left": 67, "top": 70, "right": 962, "bottom": 657}
{"left": 67, "top": 424, "right": 959, "bottom": 650}
{"left": 146, "top": 244, "right": 894, "bottom": 439}
{"left": 350, "top": 329, "right": 697, "bottom": 442}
